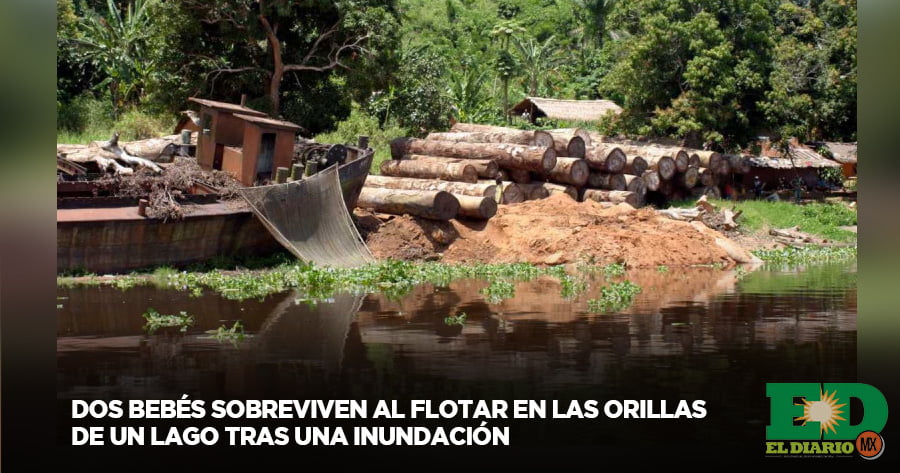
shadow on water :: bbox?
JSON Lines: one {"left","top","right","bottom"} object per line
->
{"left": 56, "top": 262, "right": 856, "bottom": 458}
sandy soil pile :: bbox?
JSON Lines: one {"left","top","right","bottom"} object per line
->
{"left": 360, "top": 194, "right": 757, "bottom": 267}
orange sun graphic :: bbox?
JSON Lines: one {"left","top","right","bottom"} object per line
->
{"left": 795, "top": 389, "right": 847, "bottom": 435}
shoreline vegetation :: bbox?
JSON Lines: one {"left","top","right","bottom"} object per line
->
{"left": 57, "top": 245, "right": 857, "bottom": 303}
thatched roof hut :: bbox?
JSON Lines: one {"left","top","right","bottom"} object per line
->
{"left": 509, "top": 97, "right": 622, "bottom": 123}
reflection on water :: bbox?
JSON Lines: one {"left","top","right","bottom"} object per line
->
{"left": 57, "top": 263, "right": 856, "bottom": 455}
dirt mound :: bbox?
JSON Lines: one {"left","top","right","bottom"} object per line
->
{"left": 362, "top": 194, "right": 747, "bottom": 267}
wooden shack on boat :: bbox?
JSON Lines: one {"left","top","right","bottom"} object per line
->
{"left": 190, "top": 97, "right": 303, "bottom": 186}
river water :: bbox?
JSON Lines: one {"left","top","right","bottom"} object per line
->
{"left": 56, "top": 262, "right": 857, "bottom": 463}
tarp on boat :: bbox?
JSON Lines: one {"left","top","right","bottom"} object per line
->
{"left": 238, "top": 164, "right": 376, "bottom": 268}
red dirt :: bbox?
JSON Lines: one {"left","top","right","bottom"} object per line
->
{"left": 361, "top": 194, "right": 738, "bottom": 267}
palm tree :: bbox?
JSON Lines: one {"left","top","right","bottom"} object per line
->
{"left": 73, "top": 0, "right": 158, "bottom": 116}
{"left": 490, "top": 20, "right": 525, "bottom": 123}
{"left": 514, "top": 35, "right": 562, "bottom": 96}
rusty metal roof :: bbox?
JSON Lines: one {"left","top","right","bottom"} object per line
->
{"left": 233, "top": 113, "right": 305, "bottom": 132}
{"left": 188, "top": 97, "right": 267, "bottom": 117}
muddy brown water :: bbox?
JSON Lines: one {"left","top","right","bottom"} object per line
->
{"left": 57, "top": 262, "right": 856, "bottom": 463}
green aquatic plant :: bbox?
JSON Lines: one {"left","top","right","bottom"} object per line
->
{"left": 587, "top": 281, "right": 642, "bottom": 313}
{"left": 444, "top": 312, "right": 467, "bottom": 326}
{"left": 142, "top": 308, "right": 194, "bottom": 335}
{"left": 752, "top": 246, "right": 857, "bottom": 265}
{"left": 602, "top": 263, "right": 626, "bottom": 278}
{"left": 480, "top": 280, "right": 516, "bottom": 303}
{"left": 559, "top": 275, "right": 588, "bottom": 300}
{"left": 204, "top": 321, "right": 247, "bottom": 347}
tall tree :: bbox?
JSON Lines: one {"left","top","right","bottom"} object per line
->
{"left": 598, "top": 0, "right": 776, "bottom": 148}
{"left": 172, "top": 0, "right": 397, "bottom": 116}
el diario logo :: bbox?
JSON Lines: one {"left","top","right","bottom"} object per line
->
{"left": 765, "top": 383, "right": 888, "bottom": 460}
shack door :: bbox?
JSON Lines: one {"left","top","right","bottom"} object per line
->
{"left": 257, "top": 133, "right": 276, "bottom": 181}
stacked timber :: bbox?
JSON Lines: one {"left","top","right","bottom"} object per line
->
{"left": 368, "top": 124, "right": 755, "bottom": 219}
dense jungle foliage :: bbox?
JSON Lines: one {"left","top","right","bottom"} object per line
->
{"left": 57, "top": 0, "right": 856, "bottom": 151}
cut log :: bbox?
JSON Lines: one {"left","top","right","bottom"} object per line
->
{"left": 546, "top": 129, "right": 589, "bottom": 158}
{"left": 715, "top": 158, "right": 732, "bottom": 176}
{"left": 540, "top": 182, "right": 578, "bottom": 200}
{"left": 699, "top": 167, "right": 718, "bottom": 187}
{"left": 548, "top": 158, "right": 589, "bottom": 186}
{"left": 623, "top": 174, "right": 647, "bottom": 197}
{"left": 692, "top": 150, "right": 722, "bottom": 171}
{"left": 454, "top": 194, "right": 498, "bottom": 220}
{"left": 358, "top": 187, "right": 459, "bottom": 220}
{"left": 641, "top": 170, "right": 661, "bottom": 192}
{"left": 380, "top": 159, "right": 478, "bottom": 183}
{"left": 587, "top": 172, "right": 627, "bottom": 191}
{"left": 495, "top": 181, "right": 525, "bottom": 204}
{"left": 584, "top": 144, "right": 626, "bottom": 173}
{"left": 101, "top": 133, "right": 164, "bottom": 173}
{"left": 496, "top": 169, "right": 510, "bottom": 181}
{"left": 643, "top": 154, "right": 676, "bottom": 180}
{"left": 624, "top": 155, "right": 648, "bottom": 176}
{"left": 390, "top": 138, "right": 556, "bottom": 173}
{"left": 119, "top": 134, "right": 187, "bottom": 161}
{"left": 426, "top": 130, "right": 554, "bottom": 148}
{"left": 724, "top": 154, "right": 751, "bottom": 174}
{"left": 448, "top": 123, "right": 555, "bottom": 148}
{"left": 408, "top": 155, "right": 499, "bottom": 179}
{"left": 689, "top": 185, "right": 722, "bottom": 199}
{"left": 688, "top": 154, "right": 702, "bottom": 169}
{"left": 549, "top": 128, "right": 592, "bottom": 146}
{"left": 515, "top": 182, "right": 552, "bottom": 200}
{"left": 675, "top": 167, "right": 700, "bottom": 189}
{"left": 673, "top": 150, "right": 689, "bottom": 173}
{"left": 582, "top": 189, "right": 642, "bottom": 207}
{"left": 509, "top": 169, "right": 532, "bottom": 184}
{"left": 365, "top": 175, "right": 496, "bottom": 198}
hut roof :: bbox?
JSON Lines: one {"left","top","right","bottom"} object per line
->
{"left": 823, "top": 142, "right": 857, "bottom": 164}
{"left": 233, "top": 113, "right": 305, "bottom": 133}
{"left": 188, "top": 97, "right": 267, "bottom": 117}
{"left": 747, "top": 145, "right": 840, "bottom": 169}
{"left": 510, "top": 97, "right": 622, "bottom": 122}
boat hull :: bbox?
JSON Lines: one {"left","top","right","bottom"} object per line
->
{"left": 57, "top": 150, "right": 373, "bottom": 274}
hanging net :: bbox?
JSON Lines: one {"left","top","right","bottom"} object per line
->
{"left": 238, "top": 164, "right": 375, "bottom": 268}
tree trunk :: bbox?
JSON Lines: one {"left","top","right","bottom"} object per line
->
{"left": 380, "top": 159, "right": 478, "bottom": 183}
{"left": 541, "top": 182, "right": 578, "bottom": 200}
{"left": 584, "top": 144, "right": 626, "bottom": 173}
{"left": 724, "top": 154, "right": 751, "bottom": 174}
{"left": 407, "top": 155, "right": 499, "bottom": 179}
{"left": 624, "top": 155, "right": 648, "bottom": 176}
{"left": 692, "top": 150, "right": 722, "bottom": 171}
{"left": 688, "top": 154, "right": 702, "bottom": 169}
{"left": 429, "top": 129, "right": 554, "bottom": 148}
{"left": 454, "top": 194, "right": 498, "bottom": 220}
{"left": 642, "top": 154, "right": 676, "bottom": 180}
{"left": 358, "top": 187, "right": 459, "bottom": 220}
{"left": 673, "top": 150, "right": 689, "bottom": 173}
{"left": 390, "top": 138, "right": 556, "bottom": 173}
{"left": 515, "top": 182, "right": 552, "bottom": 200}
{"left": 508, "top": 169, "right": 532, "bottom": 184}
{"left": 641, "top": 170, "right": 661, "bottom": 192}
{"left": 549, "top": 128, "right": 592, "bottom": 147}
{"left": 588, "top": 172, "right": 626, "bottom": 191}
{"left": 496, "top": 181, "right": 525, "bottom": 204}
{"left": 582, "top": 189, "right": 642, "bottom": 207}
{"left": 545, "top": 129, "right": 588, "bottom": 158}
{"left": 623, "top": 174, "right": 647, "bottom": 197}
{"left": 365, "top": 175, "right": 496, "bottom": 198}
{"left": 699, "top": 168, "right": 718, "bottom": 187}
{"left": 547, "top": 158, "right": 589, "bottom": 186}
{"left": 675, "top": 167, "right": 699, "bottom": 189}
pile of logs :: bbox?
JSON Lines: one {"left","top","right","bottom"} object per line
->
{"left": 359, "top": 123, "right": 753, "bottom": 221}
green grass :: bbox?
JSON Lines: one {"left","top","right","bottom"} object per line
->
{"left": 672, "top": 198, "right": 857, "bottom": 242}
